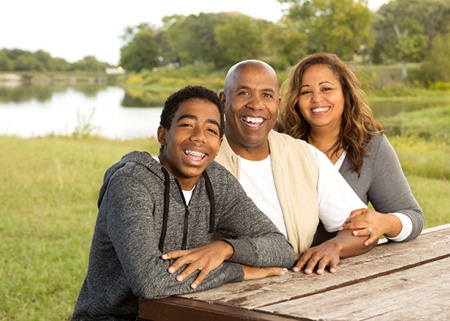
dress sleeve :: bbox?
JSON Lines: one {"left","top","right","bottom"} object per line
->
{"left": 368, "top": 135, "right": 423, "bottom": 241}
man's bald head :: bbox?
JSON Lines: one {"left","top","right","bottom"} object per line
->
{"left": 223, "top": 60, "right": 279, "bottom": 96}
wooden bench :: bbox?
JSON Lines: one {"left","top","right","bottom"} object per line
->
{"left": 139, "top": 223, "right": 450, "bottom": 320}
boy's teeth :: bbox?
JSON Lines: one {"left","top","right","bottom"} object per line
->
{"left": 186, "top": 150, "right": 205, "bottom": 158}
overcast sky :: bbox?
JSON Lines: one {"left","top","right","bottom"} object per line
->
{"left": 1, "top": 0, "right": 388, "bottom": 65}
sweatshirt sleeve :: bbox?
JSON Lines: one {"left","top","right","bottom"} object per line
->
{"left": 212, "top": 168, "right": 295, "bottom": 269}
{"left": 368, "top": 135, "right": 424, "bottom": 241}
{"left": 104, "top": 170, "right": 244, "bottom": 300}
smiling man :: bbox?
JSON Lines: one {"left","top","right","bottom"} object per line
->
{"left": 216, "top": 60, "right": 375, "bottom": 275}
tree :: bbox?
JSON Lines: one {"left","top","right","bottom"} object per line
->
{"left": 51, "top": 57, "right": 71, "bottom": 72}
{"left": 279, "top": 0, "right": 374, "bottom": 61}
{"left": 373, "top": 0, "right": 450, "bottom": 80}
{"left": 120, "top": 29, "right": 161, "bottom": 73}
{"left": 33, "top": 50, "right": 54, "bottom": 71}
{"left": 214, "top": 15, "right": 264, "bottom": 67}
{"left": 264, "top": 18, "right": 308, "bottom": 67}
{"left": 0, "top": 50, "right": 13, "bottom": 71}
{"left": 164, "top": 13, "right": 231, "bottom": 67}
{"left": 14, "top": 53, "right": 44, "bottom": 71}
{"left": 70, "top": 56, "right": 110, "bottom": 72}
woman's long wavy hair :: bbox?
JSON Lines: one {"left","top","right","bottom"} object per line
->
{"left": 278, "top": 52, "right": 383, "bottom": 175}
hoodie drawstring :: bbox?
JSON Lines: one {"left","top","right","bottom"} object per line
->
{"left": 158, "top": 168, "right": 216, "bottom": 252}
{"left": 202, "top": 171, "right": 215, "bottom": 234}
{"left": 159, "top": 167, "right": 171, "bottom": 252}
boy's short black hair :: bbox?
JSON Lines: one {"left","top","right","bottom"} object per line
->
{"left": 160, "top": 85, "right": 225, "bottom": 138}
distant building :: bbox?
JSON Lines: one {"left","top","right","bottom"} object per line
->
{"left": 105, "top": 66, "right": 126, "bottom": 75}
{"left": 0, "top": 73, "right": 21, "bottom": 87}
{"left": 0, "top": 73, "right": 21, "bottom": 81}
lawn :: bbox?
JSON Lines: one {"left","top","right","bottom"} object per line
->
{"left": 1, "top": 132, "right": 449, "bottom": 320}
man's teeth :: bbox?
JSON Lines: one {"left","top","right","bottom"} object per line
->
{"left": 243, "top": 116, "right": 263, "bottom": 124}
{"left": 312, "top": 107, "right": 330, "bottom": 113}
{"left": 185, "top": 150, "right": 205, "bottom": 158}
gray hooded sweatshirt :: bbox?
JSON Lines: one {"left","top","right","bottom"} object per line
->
{"left": 72, "top": 151, "right": 294, "bottom": 320}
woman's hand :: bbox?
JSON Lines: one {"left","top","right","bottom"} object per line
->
{"left": 161, "top": 241, "right": 234, "bottom": 289}
{"left": 339, "top": 208, "right": 401, "bottom": 246}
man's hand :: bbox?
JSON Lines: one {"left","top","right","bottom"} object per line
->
{"left": 292, "top": 229, "right": 375, "bottom": 274}
{"left": 292, "top": 242, "right": 340, "bottom": 275}
{"left": 161, "top": 241, "right": 234, "bottom": 289}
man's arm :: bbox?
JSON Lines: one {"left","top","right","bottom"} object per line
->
{"left": 295, "top": 146, "right": 373, "bottom": 274}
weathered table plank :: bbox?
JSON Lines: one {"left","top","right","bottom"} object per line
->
{"left": 139, "top": 224, "right": 450, "bottom": 321}
{"left": 178, "top": 225, "right": 450, "bottom": 309}
{"left": 260, "top": 256, "right": 450, "bottom": 321}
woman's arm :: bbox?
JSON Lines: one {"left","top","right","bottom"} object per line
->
{"left": 367, "top": 135, "right": 423, "bottom": 241}
{"left": 340, "top": 135, "right": 423, "bottom": 243}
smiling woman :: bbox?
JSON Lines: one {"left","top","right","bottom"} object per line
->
{"left": 278, "top": 52, "right": 424, "bottom": 247}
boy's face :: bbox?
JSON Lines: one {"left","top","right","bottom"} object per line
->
{"left": 158, "top": 98, "right": 222, "bottom": 190}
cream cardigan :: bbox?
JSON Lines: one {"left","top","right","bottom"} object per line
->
{"left": 216, "top": 130, "right": 319, "bottom": 253}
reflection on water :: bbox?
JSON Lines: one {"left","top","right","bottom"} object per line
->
{"left": 122, "top": 88, "right": 172, "bottom": 108}
{"left": 0, "top": 83, "right": 106, "bottom": 104}
{"left": 0, "top": 84, "right": 163, "bottom": 139}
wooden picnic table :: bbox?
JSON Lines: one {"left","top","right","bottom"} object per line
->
{"left": 138, "top": 223, "right": 450, "bottom": 321}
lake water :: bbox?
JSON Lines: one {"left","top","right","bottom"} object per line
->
{"left": 0, "top": 83, "right": 444, "bottom": 140}
{"left": 0, "top": 85, "right": 163, "bottom": 140}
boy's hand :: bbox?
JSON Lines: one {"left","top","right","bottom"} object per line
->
{"left": 161, "top": 241, "right": 233, "bottom": 289}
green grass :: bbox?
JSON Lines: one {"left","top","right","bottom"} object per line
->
{"left": 406, "top": 175, "right": 450, "bottom": 228}
{"left": 0, "top": 136, "right": 158, "bottom": 321}
{"left": 1, "top": 130, "right": 449, "bottom": 320}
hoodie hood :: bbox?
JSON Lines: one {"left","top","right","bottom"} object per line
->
{"left": 98, "top": 151, "right": 161, "bottom": 208}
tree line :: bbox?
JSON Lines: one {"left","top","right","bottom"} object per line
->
{"left": 121, "top": 0, "right": 450, "bottom": 84}
{"left": 1, "top": 0, "right": 449, "bottom": 84}
{"left": 0, "top": 49, "right": 110, "bottom": 73}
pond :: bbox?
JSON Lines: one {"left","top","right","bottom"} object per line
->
{"left": 0, "top": 83, "right": 445, "bottom": 140}
{"left": 0, "top": 84, "right": 163, "bottom": 139}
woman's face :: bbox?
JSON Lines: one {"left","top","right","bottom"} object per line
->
{"left": 297, "top": 64, "right": 345, "bottom": 132}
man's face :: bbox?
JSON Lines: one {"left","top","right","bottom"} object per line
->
{"left": 158, "top": 98, "right": 222, "bottom": 190}
{"left": 221, "top": 63, "right": 280, "bottom": 154}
